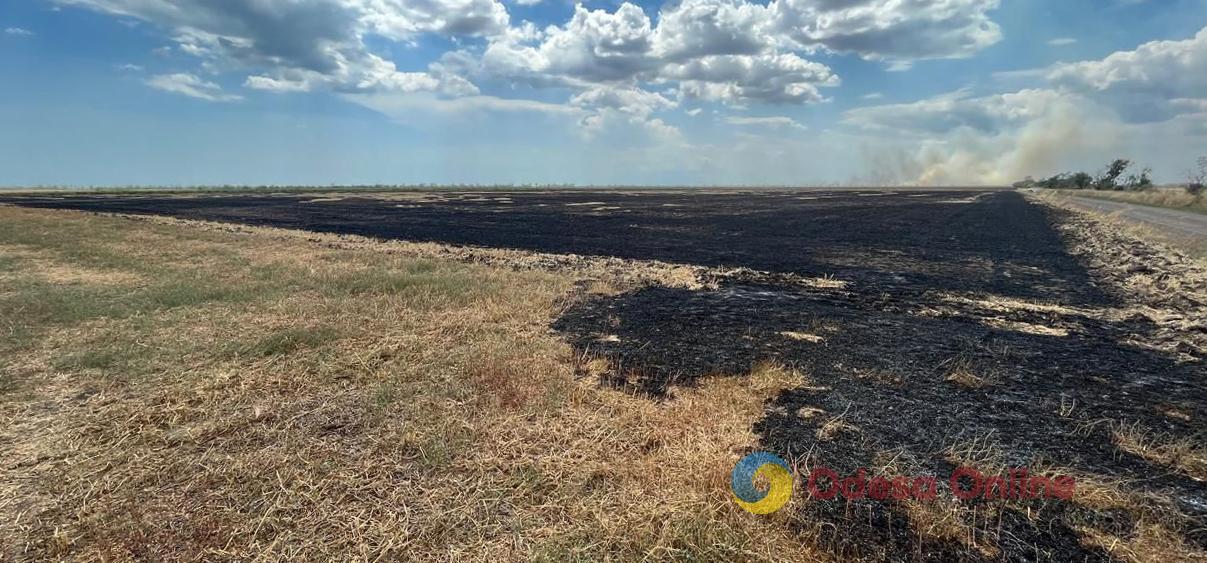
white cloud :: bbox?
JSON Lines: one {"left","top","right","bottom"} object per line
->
{"left": 664, "top": 52, "right": 838, "bottom": 104}
{"left": 651, "top": 0, "right": 775, "bottom": 61}
{"left": 56, "top": 0, "right": 498, "bottom": 96}
{"left": 475, "top": 4, "right": 840, "bottom": 105}
{"left": 1047, "top": 26, "right": 1207, "bottom": 121}
{"left": 346, "top": 89, "right": 682, "bottom": 147}
{"left": 771, "top": 0, "right": 1003, "bottom": 64}
{"left": 845, "top": 89, "right": 1074, "bottom": 135}
{"left": 533, "top": 3, "right": 658, "bottom": 83}
{"left": 57, "top": 0, "right": 1012, "bottom": 133}
{"left": 570, "top": 85, "right": 676, "bottom": 118}
{"left": 1047, "top": 37, "right": 1076, "bottom": 46}
{"left": 578, "top": 110, "right": 683, "bottom": 141}
{"left": 468, "top": 0, "right": 994, "bottom": 112}
{"left": 347, "top": 91, "right": 582, "bottom": 118}
{"left": 145, "top": 73, "right": 243, "bottom": 102}
{"left": 725, "top": 115, "right": 806, "bottom": 130}
{"left": 358, "top": 0, "right": 509, "bottom": 38}
{"left": 4, "top": 27, "right": 33, "bottom": 36}
{"left": 243, "top": 75, "right": 314, "bottom": 93}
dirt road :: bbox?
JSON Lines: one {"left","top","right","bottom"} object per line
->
{"left": 1066, "top": 195, "right": 1207, "bottom": 239}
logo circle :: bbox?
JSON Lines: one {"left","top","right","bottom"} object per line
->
{"left": 731, "top": 451, "right": 793, "bottom": 514}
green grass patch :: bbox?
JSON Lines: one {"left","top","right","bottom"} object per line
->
{"left": 52, "top": 340, "right": 152, "bottom": 374}
{"left": 229, "top": 326, "right": 340, "bottom": 358}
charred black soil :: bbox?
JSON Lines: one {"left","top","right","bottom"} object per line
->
{"left": 0, "top": 190, "right": 1097, "bottom": 304}
{"left": 2, "top": 189, "right": 1204, "bottom": 561}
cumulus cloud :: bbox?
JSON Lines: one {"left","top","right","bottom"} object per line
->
{"left": 664, "top": 52, "right": 838, "bottom": 104}
{"left": 5, "top": 27, "right": 34, "bottom": 36}
{"left": 475, "top": 3, "right": 839, "bottom": 107}
{"left": 1046, "top": 26, "right": 1207, "bottom": 121}
{"left": 570, "top": 85, "right": 676, "bottom": 117}
{"left": 58, "top": 0, "right": 1010, "bottom": 131}
{"left": 772, "top": 0, "right": 1003, "bottom": 63}
{"left": 477, "top": 3, "right": 658, "bottom": 86}
{"left": 358, "top": 0, "right": 509, "bottom": 38}
{"left": 57, "top": 0, "right": 499, "bottom": 95}
{"left": 146, "top": 73, "right": 243, "bottom": 102}
{"left": 651, "top": 0, "right": 775, "bottom": 60}
{"left": 59, "top": 0, "right": 1016, "bottom": 150}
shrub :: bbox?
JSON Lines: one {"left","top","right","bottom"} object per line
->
{"left": 1187, "top": 156, "right": 1206, "bottom": 196}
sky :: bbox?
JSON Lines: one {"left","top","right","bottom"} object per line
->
{"left": 1, "top": 0, "right": 1206, "bottom": 186}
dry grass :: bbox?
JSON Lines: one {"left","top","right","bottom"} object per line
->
{"left": 940, "top": 357, "right": 995, "bottom": 389}
{"left": 868, "top": 444, "right": 999, "bottom": 558}
{"left": 0, "top": 206, "right": 831, "bottom": 561}
{"left": 1033, "top": 191, "right": 1207, "bottom": 359}
{"left": 941, "top": 433, "right": 1204, "bottom": 563}
{"left": 1036, "top": 190, "right": 1207, "bottom": 260}
{"left": 1049, "top": 470, "right": 1203, "bottom": 563}
{"left": 1098, "top": 420, "right": 1207, "bottom": 482}
{"left": 1058, "top": 188, "right": 1207, "bottom": 214}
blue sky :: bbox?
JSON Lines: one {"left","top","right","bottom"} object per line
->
{"left": 2, "top": 0, "right": 1206, "bottom": 186}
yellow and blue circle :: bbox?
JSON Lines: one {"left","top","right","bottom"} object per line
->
{"left": 731, "top": 451, "right": 793, "bottom": 514}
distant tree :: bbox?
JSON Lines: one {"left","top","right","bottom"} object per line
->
{"left": 1095, "top": 159, "right": 1131, "bottom": 190}
{"left": 1013, "top": 176, "right": 1036, "bottom": 189}
{"left": 1034, "top": 173, "right": 1065, "bottom": 189}
{"left": 1187, "top": 156, "right": 1206, "bottom": 196}
{"left": 1069, "top": 171, "right": 1093, "bottom": 190}
{"left": 1017, "top": 159, "right": 1152, "bottom": 191}
{"left": 1122, "top": 167, "right": 1153, "bottom": 191}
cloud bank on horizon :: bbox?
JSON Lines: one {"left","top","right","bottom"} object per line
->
{"left": 2, "top": 0, "right": 1206, "bottom": 186}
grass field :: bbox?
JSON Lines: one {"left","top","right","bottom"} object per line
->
{"left": 2, "top": 197, "right": 1204, "bottom": 562}
{"left": 0, "top": 205, "right": 822, "bottom": 561}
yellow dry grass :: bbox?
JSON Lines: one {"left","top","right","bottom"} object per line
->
{"left": 1104, "top": 421, "right": 1207, "bottom": 482}
{"left": 1036, "top": 190, "right": 1207, "bottom": 260}
{"left": 1060, "top": 188, "right": 1207, "bottom": 214}
{"left": 940, "top": 433, "right": 1205, "bottom": 563}
{"left": 0, "top": 205, "right": 829, "bottom": 561}
{"left": 940, "top": 357, "right": 995, "bottom": 389}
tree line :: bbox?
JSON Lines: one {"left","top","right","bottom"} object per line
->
{"left": 1014, "top": 156, "right": 1206, "bottom": 195}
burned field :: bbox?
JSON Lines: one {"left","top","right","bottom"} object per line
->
{"left": 2, "top": 189, "right": 1204, "bottom": 561}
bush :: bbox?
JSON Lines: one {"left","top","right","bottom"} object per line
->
{"left": 1187, "top": 156, "right": 1206, "bottom": 196}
